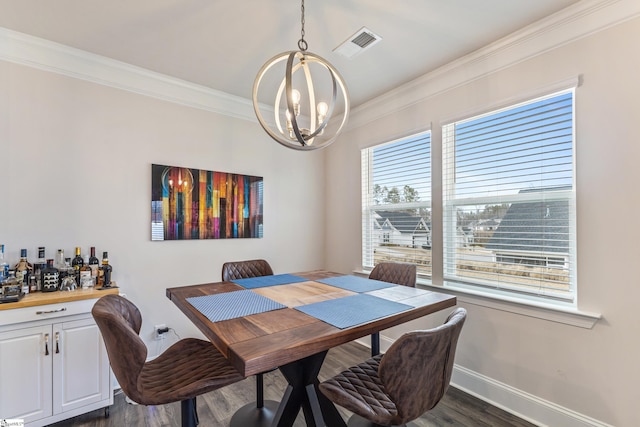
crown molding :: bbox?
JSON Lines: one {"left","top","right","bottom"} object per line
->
{"left": 347, "top": 0, "right": 640, "bottom": 131}
{"left": 0, "top": 27, "right": 256, "bottom": 122}
{"left": 1, "top": 0, "right": 639, "bottom": 127}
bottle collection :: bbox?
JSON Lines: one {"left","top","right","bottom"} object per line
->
{"left": 0, "top": 245, "right": 114, "bottom": 301}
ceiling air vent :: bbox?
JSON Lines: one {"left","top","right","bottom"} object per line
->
{"left": 334, "top": 27, "right": 382, "bottom": 59}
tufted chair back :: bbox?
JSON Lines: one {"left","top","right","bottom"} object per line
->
{"left": 368, "top": 261, "right": 417, "bottom": 357}
{"left": 93, "top": 294, "right": 245, "bottom": 427}
{"left": 91, "top": 294, "right": 147, "bottom": 404}
{"left": 320, "top": 307, "right": 466, "bottom": 426}
{"left": 369, "top": 261, "right": 416, "bottom": 287}
{"left": 222, "top": 259, "right": 274, "bottom": 281}
{"left": 378, "top": 307, "right": 466, "bottom": 424}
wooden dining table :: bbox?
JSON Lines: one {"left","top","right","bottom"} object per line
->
{"left": 166, "top": 270, "right": 456, "bottom": 427}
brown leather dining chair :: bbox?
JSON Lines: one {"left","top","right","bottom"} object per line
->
{"left": 368, "top": 261, "right": 417, "bottom": 356}
{"left": 222, "top": 258, "right": 274, "bottom": 282}
{"left": 92, "top": 294, "right": 244, "bottom": 427}
{"left": 221, "top": 259, "right": 278, "bottom": 427}
{"left": 319, "top": 307, "right": 467, "bottom": 427}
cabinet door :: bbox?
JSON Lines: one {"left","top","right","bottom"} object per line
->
{"left": 0, "top": 325, "right": 53, "bottom": 423}
{"left": 52, "top": 317, "right": 111, "bottom": 415}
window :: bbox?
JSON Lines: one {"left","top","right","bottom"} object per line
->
{"left": 361, "top": 89, "right": 577, "bottom": 304}
{"left": 362, "top": 132, "right": 431, "bottom": 277}
{"left": 442, "top": 90, "right": 576, "bottom": 302}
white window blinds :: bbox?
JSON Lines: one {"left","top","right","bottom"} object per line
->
{"left": 362, "top": 132, "right": 431, "bottom": 277}
{"left": 442, "top": 90, "right": 576, "bottom": 301}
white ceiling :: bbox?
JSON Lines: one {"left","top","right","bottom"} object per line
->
{"left": 0, "top": 0, "right": 582, "bottom": 108}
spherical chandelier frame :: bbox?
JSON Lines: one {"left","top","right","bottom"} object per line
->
{"left": 252, "top": 50, "right": 350, "bottom": 151}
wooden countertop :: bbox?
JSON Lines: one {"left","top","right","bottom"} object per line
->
{"left": 0, "top": 286, "right": 119, "bottom": 310}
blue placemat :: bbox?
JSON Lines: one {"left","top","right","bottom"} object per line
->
{"left": 295, "top": 293, "right": 413, "bottom": 329}
{"left": 187, "top": 290, "right": 287, "bottom": 322}
{"left": 316, "top": 275, "right": 397, "bottom": 293}
{"left": 231, "top": 274, "right": 308, "bottom": 289}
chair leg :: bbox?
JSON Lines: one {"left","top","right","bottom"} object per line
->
{"left": 371, "top": 332, "right": 380, "bottom": 357}
{"left": 181, "top": 397, "right": 197, "bottom": 427}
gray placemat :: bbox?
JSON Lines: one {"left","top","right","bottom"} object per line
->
{"left": 295, "top": 293, "right": 413, "bottom": 329}
{"left": 187, "top": 290, "right": 286, "bottom": 322}
{"left": 316, "top": 275, "right": 397, "bottom": 293}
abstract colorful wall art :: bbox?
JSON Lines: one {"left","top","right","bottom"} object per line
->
{"left": 151, "top": 164, "right": 263, "bottom": 241}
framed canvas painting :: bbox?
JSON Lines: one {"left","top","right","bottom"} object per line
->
{"left": 151, "top": 164, "right": 263, "bottom": 241}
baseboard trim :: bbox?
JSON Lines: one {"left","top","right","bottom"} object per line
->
{"left": 451, "top": 365, "right": 613, "bottom": 427}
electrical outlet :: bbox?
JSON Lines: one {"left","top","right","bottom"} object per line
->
{"left": 154, "top": 324, "right": 168, "bottom": 340}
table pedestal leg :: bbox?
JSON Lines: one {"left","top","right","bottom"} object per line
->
{"left": 272, "top": 351, "right": 346, "bottom": 427}
{"left": 230, "top": 373, "right": 280, "bottom": 427}
{"left": 230, "top": 400, "right": 280, "bottom": 427}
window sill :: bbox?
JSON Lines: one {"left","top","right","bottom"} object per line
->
{"left": 353, "top": 270, "right": 601, "bottom": 329}
{"left": 434, "top": 281, "right": 601, "bottom": 329}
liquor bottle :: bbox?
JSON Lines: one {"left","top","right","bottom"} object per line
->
{"left": 88, "top": 247, "right": 100, "bottom": 283}
{"left": 29, "top": 275, "right": 37, "bottom": 293}
{"left": 41, "top": 259, "right": 60, "bottom": 292}
{"left": 33, "top": 247, "right": 46, "bottom": 292}
{"left": 0, "top": 244, "right": 9, "bottom": 281}
{"left": 14, "top": 249, "right": 33, "bottom": 290}
{"left": 99, "top": 252, "right": 113, "bottom": 288}
{"left": 55, "top": 249, "right": 65, "bottom": 269}
{"left": 71, "top": 247, "right": 84, "bottom": 285}
{"left": 4, "top": 270, "right": 20, "bottom": 293}
{"left": 79, "top": 255, "right": 93, "bottom": 288}
{"left": 58, "top": 255, "right": 73, "bottom": 288}
{"left": 59, "top": 258, "right": 77, "bottom": 291}
{"left": 37, "top": 247, "right": 46, "bottom": 264}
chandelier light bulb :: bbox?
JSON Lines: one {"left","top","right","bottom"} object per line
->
{"left": 317, "top": 101, "right": 328, "bottom": 116}
{"left": 290, "top": 88, "right": 301, "bottom": 117}
{"left": 291, "top": 89, "right": 301, "bottom": 105}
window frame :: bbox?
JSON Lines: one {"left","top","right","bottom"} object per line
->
{"left": 358, "top": 80, "right": 599, "bottom": 326}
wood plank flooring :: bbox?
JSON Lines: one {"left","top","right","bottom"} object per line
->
{"left": 49, "top": 341, "right": 537, "bottom": 427}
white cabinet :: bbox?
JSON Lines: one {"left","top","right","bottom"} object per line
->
{"left": 0, "top": 324, "right": 52, "bottom": 423}
{"left": 53, "top": 317, "right": 111, "bottom": 416}
{"left": 0, "top": 297, "right": 113, "bottom": 427}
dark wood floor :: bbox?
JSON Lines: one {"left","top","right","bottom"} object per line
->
{"left": 50, "top": 341, "right": 536, "bottom": 427}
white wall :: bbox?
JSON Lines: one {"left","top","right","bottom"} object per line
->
{"left": 325, "top": 15, "right": 640, "bottom": 427}
{"left": 0, "top": 60, "right": 327, "bottom": 353}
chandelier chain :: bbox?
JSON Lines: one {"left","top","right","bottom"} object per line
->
{"left": 298, "top": 0, "right": 308, "bottom": 51}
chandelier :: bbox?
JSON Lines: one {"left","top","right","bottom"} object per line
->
{"left": 252, "top": 0, "right": 350, "bottom": 151}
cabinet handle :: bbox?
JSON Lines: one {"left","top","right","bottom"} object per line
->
{"left": 45, "top": 333, "right": 50, "bottom": 356}
{"left": 36, "top": 307, "right": 67, "bottom": 315}
{"left": 55, "top": 332, "right": 60, "bottom": 354}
